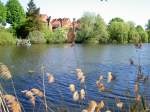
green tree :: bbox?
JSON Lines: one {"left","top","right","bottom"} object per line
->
{"left": 136, "top": 25, "right": 148, "bottom": 43}
{"left": 76, "top": 12, "right": 95, "bottom": 43}
{"left": 76, "top": 12, "right": 108, "bottom": 43}
{"left": 26, "top": 0, "right": 42, "bottom": 31}
{"left": 15, "top": 0, "right": 43, "bottom": 39}
{"left": 0, "top": 0, "right": 6, "bottom": 25}
{"left": 26, "top": 0, "right": 37, "bottom": 16}
{"left": 128, "top": 28, "right": 140, "bottom": 43}
{"left": 146, "top": 19, "right": 150, "bottom": 42}
{"left": 92, "top": 14, "right": 109, "bottom": 43}
{"left": 109, "top": 17, "right": 124, "bottom": 25}
{"left": 127, "top": 21, "right": 140, "bottom": 43}
{"left": 108, "top": 21, "right": 129, "bottom": 44}
{"left": 15, "top": 22, "right": 30, "bottom": 39}
{"left": 136, "top": 25, "right": 144, "bottom": 32}
{"left": 146, "top": 30, "right": 150, "bottom": 42}
{"left": 6, "top": 0, "right": 25, "bottom": 27}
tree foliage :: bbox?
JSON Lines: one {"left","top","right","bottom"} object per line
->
{"left": 128, "top": 25, "right": 140, "bottom": 43}
{"left": 136, "top": 25, "right": 148, "bottom": 43}
{"left": 26, "top": 0, "right": 37, "bottom": 17}
{"left": 108, "top": 20, "right": 129, "bottom": 44}
{"left": 109, "top": 17, "right": 124, "bottom": 25}
{"left": 76, "top": 12, "right": 108, "bottom": 43}
{"left": 145, "top": 20, "right": 150, "bottom": 42}
{"left": 93, "top": 15, "right": 109, "bottom": 43}
{"left": 26, "top": 0, "right": 42, "bottom": 31}
{"left": 107, "top": 18, "right": 148, "bottom": 44}
{"left": 0, "top": 0, "right": 6, "bottom": 25}
{"left": 15, "top": 0, "right": 42, "bottom": 39}
{"left": 146, "top": 30, "right": 150, "bottom": 42}
{"left": 6, "top": 0, "right": 25, "bottom": 27}
{"left": 15, "top": 22, "right": 30, "bottom": 39}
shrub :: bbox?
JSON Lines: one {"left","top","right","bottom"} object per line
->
{"left": 43, "top": 30, "right": 53, "bottom": 44}
{"left": 15, "top": 22, "right": 30, "bottom": 39}
{"left": 46, "top": 28, "right": 67, "bottom": 44}
{"left": 0, "top": 29, "right": 16, "bottom": 45}
{"left": 41, "top": 24, "right": 53, "bottom": 44}
{"left": 28, "top": 30, "right": 46, "bottom": 44}
{"left": 84, "top": 37, "right": 99, "bottom": 44}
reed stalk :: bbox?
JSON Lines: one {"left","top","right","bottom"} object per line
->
{"left": 41, "top": 65, "right": 48, "bottom": 112}
{"left": 0, "top": 96, "right": 8, "bottom": 112}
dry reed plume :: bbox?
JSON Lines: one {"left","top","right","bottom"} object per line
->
{"left": 80, "top": 89, "right": 85, "bottom": 100}
{"left": 82, "top": 100, "right": 97, "bottom": 112}
{"left": 0, "top": 63, "right": 12, "bottom": 79}
{"left": 2, "top": 94, "right": 21, "bottom": 112}
{"left": 47, "top": 73, "right": 55, "bottom": 83}
{"left": 0, "top": 63, "right": 22, "bottom": 112}
{"left": 22, "top": 88, "right": 44, "bottom": 106}
{"left": 69, "top": 84, "right": 76, "bottom": 93}
{"left": 76, "top": 68, "right": 85, "bottom": 83}
{"left": 73, "top": 91, "right": 79, "bottom": 101}
{"left": 82, "top": 100, "right": 106, "bottom": 112}
{"left": 31, "top": 88, "right": 44, "bottom": 97}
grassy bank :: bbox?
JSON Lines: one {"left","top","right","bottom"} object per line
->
{"left": 0, "top": 29, "right": 16, "bottom": 45}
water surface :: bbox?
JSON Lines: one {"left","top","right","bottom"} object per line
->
{"left": 0, "top": 44, "right": 150, "bottom": 112}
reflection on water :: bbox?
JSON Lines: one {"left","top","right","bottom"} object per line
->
{"left": 0, "top": 44, "right": 150, "bottom": 112}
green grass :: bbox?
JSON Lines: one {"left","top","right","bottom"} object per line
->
{"left": 0, "top": 29, "right": 16, "bottom": 45}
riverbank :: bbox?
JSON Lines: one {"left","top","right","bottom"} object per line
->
{"left": 0, "top": 26, "right": 150, "bottom": 46}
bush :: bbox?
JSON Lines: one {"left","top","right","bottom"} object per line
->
{"left": 0, "top": 29, "right": 16, "bottom": 45}
{"left": 15, "top": 22, "right": 30, "bottom": 39}
{"left": 84, "top": 37, "right": 99, "bottom": 44}
{"left": 28, "top": 30, "right": 46, "bottom": 44}
{"left": 41, "top": 23, "right": 53, "bottom": 44}
{"left": 45, "top": 28, "right": 67, "bottom": 44}
{"left": 43, "top": 29, "right": 53, "bottom": 44}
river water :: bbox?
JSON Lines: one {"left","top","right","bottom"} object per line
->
{"left": 0, "top": 44, "right": 150, "bottom": 112}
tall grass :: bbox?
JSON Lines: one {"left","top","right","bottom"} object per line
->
{"left": 0, "top": 29, "right": 16, "bottom": 45}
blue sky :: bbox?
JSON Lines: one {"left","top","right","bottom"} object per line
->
{"left": 2, "top": 0, "right": 150, "bottom": 28}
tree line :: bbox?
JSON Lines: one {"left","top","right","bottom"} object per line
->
{"left": 0, "top": 0, "right": 150, "bottom": 45}
{"left": 76, "top": 12, "right": 150, "bottom": 44}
